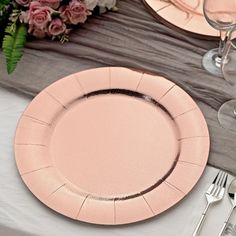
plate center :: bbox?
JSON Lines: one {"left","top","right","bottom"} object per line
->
{"left": 50, "top": 92, "right": 179, "bottom": 198}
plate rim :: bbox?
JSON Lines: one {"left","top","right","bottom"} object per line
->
{"left": 142, "top": 0, "right": 219, "bottom": 40}
{"left": 14, "top": 66, "right": 210, "bottom": 225}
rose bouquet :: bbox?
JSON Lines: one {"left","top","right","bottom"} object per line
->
{"left": 0, "top": 0, "right": 117, "bottom": 74}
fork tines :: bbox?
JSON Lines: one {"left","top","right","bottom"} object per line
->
{"left": 209, "top": 170, "right": 228, "bottom": 197}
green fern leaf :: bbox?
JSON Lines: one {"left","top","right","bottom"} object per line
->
{"left": 2, "top": 23, "right": 27, "bottom": 74}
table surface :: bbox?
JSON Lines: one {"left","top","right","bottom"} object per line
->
{"left": 1, "top": 0, "right": 236, "bottom": 235}
{"left": 0, "top": 82, "right": 236, "bottom": 236}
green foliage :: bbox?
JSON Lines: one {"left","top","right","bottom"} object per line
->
{"left": 2, "top": 23, "right": 27, "bottom": 74}
{"left": 0, "top": 0, "right": 11, "bottom": 44}
{"left": 0, "top": 0, "right": 11, "bottom": 12}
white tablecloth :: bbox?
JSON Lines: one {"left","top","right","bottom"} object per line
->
{"left": 0, "top": 87, "right": 235, "bottom": 236}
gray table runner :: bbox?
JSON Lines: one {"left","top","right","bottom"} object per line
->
{"left": 0, "top": 0, "right": 236, "bottom": 175}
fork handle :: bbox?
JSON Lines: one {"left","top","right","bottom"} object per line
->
{"left": 192, "top": 202, "right": 211, "bottom": 236}
{"left": 218, "top": 207, "right": 234, "bottom": 236}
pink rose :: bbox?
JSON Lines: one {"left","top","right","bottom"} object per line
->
{"left": 15, "top": 0, "right": 31, "bottom": 7}
{"left": 28, "top": 2, "right": 54, "bottom": 30}
{"left": 48, "top": 18, "right": 66, "bottom": 36}
{"left": 28, "top": 25, "right": 47, "bottom": 38}
{"left": 59, "top": 0, "right": 90, "bottom": 25}
{"left": 38, "top": 0, "right": 61, "bottom": 9}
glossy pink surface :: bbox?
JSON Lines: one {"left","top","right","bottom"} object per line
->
{"left": 50, "top": 94, "right": 179, "bottom": 198}
{"left": 15, "top": 67, "right": 210, "bottom": 225}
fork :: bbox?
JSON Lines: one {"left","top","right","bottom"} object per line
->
{"left": 192, "top": 170, "right": 228, "bottom": 236}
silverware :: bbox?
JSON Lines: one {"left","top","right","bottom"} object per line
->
{"left": 192, "top": 170, "right": 228, "bottom": 236}
{"left": 218, "top": 178, "right": 236, "bottom": 236}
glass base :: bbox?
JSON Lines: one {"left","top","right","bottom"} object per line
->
{"left": 218, "top": 99, "right": 236, "bottom": 131}
{"left": 202, "top": 48, "right": 223, "bottom": 78}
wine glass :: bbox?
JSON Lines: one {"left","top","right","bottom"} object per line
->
{"left": 222, "top": 30, "right": 236, "bottom": 85}
{"left": 202, "top": 0, "right": 236, "bottom": 77}
{"left": 218, "top": 27, "right": 236, "bottom": 131}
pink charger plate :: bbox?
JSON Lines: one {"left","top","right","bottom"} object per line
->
{"left": 15, "top": 67, "right": 210, "bottom": 225}
{"left": 143, "top": 0, "right": 219, "bottom": 39}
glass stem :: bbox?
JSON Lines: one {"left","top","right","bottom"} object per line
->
{"left": 218, "top": 30, "right": 227, "bottom": 58}
{"left": 221, "top": 28, "right": 234, "bottom": 66}
{"left": 214, "top": 30, "right": 230, "bottom": 67}
{"left": 222, "top": 40, "right": 232, "bottom": 64}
